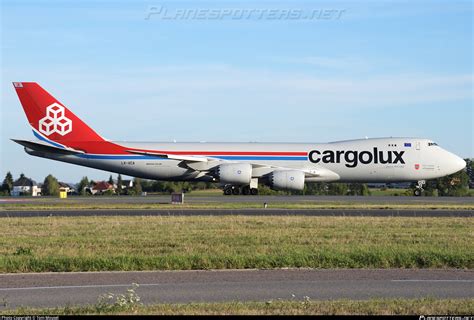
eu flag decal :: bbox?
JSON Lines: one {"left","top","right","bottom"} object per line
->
{"left": 404, "top": 143, "right": 412, "bottom": 147}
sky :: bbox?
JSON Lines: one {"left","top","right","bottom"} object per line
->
{"left": 1, "top": 0, "right": 473, "bottom": 183}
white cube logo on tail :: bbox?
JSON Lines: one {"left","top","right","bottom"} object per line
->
{"left": 38, "top": 103, "right": 72, "bottom": 136}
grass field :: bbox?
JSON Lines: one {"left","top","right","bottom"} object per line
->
{"left": 0, "top": 216, "right": 472, "bottom": 272}
{"left": 2, "top": 298, "right": 473, "bottom": 315}
{"left": 368, "top": 188, "right": 410, "bottom": 196}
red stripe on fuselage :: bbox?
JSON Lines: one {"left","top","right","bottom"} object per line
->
{"left": 62, "top": 141, "right": 308, "bottom": 156}
{"left": 149, "top": 151, "right": 308, "bottom": 156}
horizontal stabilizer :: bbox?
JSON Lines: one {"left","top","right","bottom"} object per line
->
{"left": 11, "top": 139, "right": 85, "bottom": 155}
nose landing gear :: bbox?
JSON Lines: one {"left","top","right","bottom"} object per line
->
{"left": 413, "top": 180, "right": 426, "bottom": 196}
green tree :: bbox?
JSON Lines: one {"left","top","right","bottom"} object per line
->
{"left": 257, "top": 184, "right": 285, "bottom": 195}
{"left": 77, "top": 176, "right": 89, "bottom": 196}
{"left": 1, "top": 172, "right": 14, "bottom": 195}
{"left": 360, "top": 183, "right": 371, "bottom": 196}
{"left": 435, "top": 170, "right": 469, "bottom": 196}
{"left": 466, "top": 158, "right": 473, "bottom": 187}
{"left": 180, "top": 182, "right": 191, "bottom": 193}
{"left": 347, "top": 183, "right": 371, "bottom": 196}
{"left": 327, "top": 183, "right": 348, "bottom": 195}
{"left": 160, "top": 181, "right": 193, "bottom": 194}
{"left": 116, "top": 174, "right": 123, "bottom": 194}
{"left": 139, "top": 179, "right": 153, "bottom": 192}
{"left": 42, "top": 174, "right": 60, "bottom": 196}
{"left": 150, "top": 181, "right": 167, "bottom": 192}
{"left": 133, "top": 177, "right": 142, "bottom": 195}
{"left": 305, "top": 183, "right": 329, "bottom": 195}
{"left": 108, "top": 174, "right": 114, "bottom": 185}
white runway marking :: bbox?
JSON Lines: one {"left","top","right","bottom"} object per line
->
{"left": 0, "top": 283, "right": 163, "bottom": 291}
{"left": 391, "top": 280, "right": 473, "bottom": 282}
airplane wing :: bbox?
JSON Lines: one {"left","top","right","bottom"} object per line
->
{"left": 126, "top": 149, "right": 337, "bottom": 179}
{"left": 11, "top": 139, "right": 85, "bottom": 155}
{"left": 126, "top": 149, "right": 279, "bottom": 169}
{"left": 126, "top": 149, "right": 209, "bottom": 162}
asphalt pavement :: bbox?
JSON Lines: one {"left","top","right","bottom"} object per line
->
{"left": 1, "top": 195, "right": 474, "bottom": 204}
{"left": 0, "top": 269, "right": 472, "bottom": 309}
{"left": 0, "top": 208, "right": 472, "bottom": 217}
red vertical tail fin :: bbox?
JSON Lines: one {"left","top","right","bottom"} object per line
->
{"left": 13, "top": 82, "right": 104, "bottom": 143}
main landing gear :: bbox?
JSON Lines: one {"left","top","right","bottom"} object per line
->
{"left": 223, "top": 185, "right": 258, "bottom": 196}
{"left": 413, "top": 180, "right": 426, "bottom": 197}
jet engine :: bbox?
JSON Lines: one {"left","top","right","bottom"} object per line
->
{"left": 269, "top": 170, "right": 305, "bottom": 191}
{"left": 216, "top": 163, "right": 252, "bottom": 185}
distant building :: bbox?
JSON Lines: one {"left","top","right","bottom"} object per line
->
{"left": 12, "top": 176, "right": 41, "bottom": 196}
{"left": 116, "top": 179, "right": 133, "bottom": 190}
{"left": 87, "top": 181, "right": 115, "bottom": 195}
{"left": 58, "top": 182, "right": 76, "bottom": 194}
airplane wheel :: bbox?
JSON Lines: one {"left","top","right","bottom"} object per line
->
{"left": 224, "top": 187, "right": 232, "bottom": 195}
{"left": 250, "top": 188, "right": 258, "bottom": 195}
{"left": 232, "top": 186, "right": 240, "bottom": 195}
{"left": 413, "top": 189, "right": 422, "bottom": 197}
{"left": 242, "top": 186, "right": 250, "bottom": 195}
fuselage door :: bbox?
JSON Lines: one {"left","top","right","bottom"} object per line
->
{"left": 415, "top": 141, "right": 421, "bottom": 150}
{"left": 413, "top": 141, "right": 422, "bottom": 173}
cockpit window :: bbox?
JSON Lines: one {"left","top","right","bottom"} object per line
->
{"left": 428, "top": 142, "right": 438, "bottom": 146}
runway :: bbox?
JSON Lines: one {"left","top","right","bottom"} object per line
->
{"left": 1, "top": 195, "right": 474, "bottom": 204}
{"left": 0, "top": 269, "right": 472, "bottom": 309}
{"left": 1, "top": 209, "right": 472, "bottom": 217}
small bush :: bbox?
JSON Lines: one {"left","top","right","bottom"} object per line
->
{"left": 95, "top": 283, "right": 142, "bottom": 313}
{"left": 13, "top": 247, "right": 33, "bottom": 256}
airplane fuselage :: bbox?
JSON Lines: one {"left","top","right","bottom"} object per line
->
{"left": 25, "top": 137, "right": 465, "bottom": 183}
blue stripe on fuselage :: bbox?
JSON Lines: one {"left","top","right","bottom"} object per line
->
{"left": 32, "top": 130, "right": 66, "bottom": 149}
{"left": 76, "top": 154, "right": 167, "bottom": 160}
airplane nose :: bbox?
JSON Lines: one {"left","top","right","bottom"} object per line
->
{"left": 456, "top": 156, "right": 467, "bottom": 171}
{"left": 449, "top": 154, "right": 466, "bottom": 173}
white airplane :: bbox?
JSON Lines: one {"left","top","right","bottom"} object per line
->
{"left": 12, "top": 82, "right": 466, "bottom": 196}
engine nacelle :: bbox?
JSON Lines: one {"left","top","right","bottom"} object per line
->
{"left": 216, "top": 163, "right": 252, "bottom": 185}
{"left": 270, "top": 170, "right": 305, "bottom": 191}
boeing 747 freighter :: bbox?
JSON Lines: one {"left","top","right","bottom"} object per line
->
{"left": 12, "top": 82, "right": 466, "bottom": 196}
